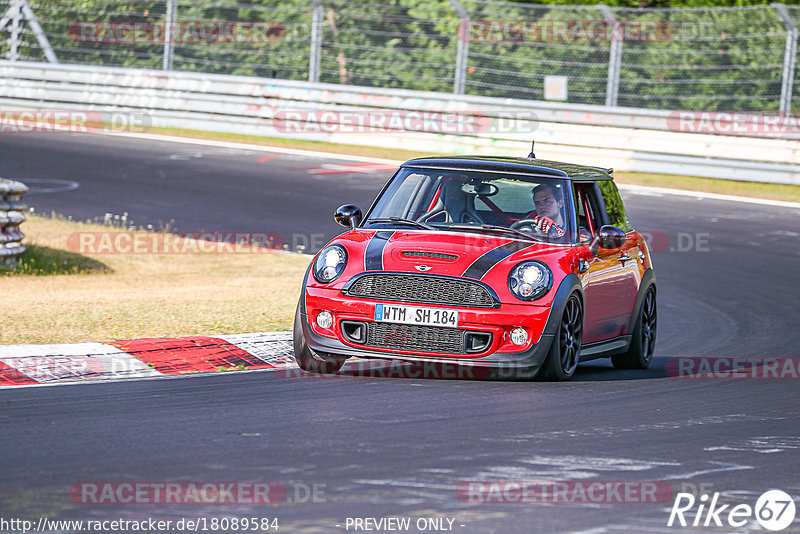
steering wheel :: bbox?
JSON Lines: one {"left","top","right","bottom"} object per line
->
{"left": 510, "top": 218, "right": 551, "bottom": 236}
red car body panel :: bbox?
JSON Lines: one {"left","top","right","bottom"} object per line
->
{"left": 302, "top": 228, "right": 652, "bottom": 358}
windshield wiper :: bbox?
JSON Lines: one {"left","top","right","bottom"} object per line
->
{"left": 446, "top": 223, "right": 541, "bottom": 242}
{"left": 367, "top": 217, "right": 435, "bottom": 230}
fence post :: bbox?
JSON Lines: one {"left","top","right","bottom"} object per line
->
{"left": 20, "top": 0, "right": 57, "bottom": 63}
{"left": 5, "top": 0, "right": 22, "bottom": 61}
{"left": 448, "top": 0, "right": 469, "bottom": 95}
{"left": 163, "top": 0, "right": 176, "bottom": 71}
{"left": 773, "top": 3, "right": 797, "bottom": 113}
{"left": 598, "top": 5, "right": 622, "bottom": 107}
{"left": 0, "top": 0, "right": 58, "bottom": 62}
{"left": 0, "top": 178, "right": 28, "bottom": 270}
{"left": 309, "top": 0, "right": 323, "bottom": 83}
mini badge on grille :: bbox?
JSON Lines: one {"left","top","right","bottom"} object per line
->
{"left": 415, "top": 265, "right": 433, "bottom": 272}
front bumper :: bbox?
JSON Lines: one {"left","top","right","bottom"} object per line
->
{"left": 298, "top": 289, "right": 569, "bottom": 375}
{"left": 299, "top": 308, "right": 555, "bottom": 375}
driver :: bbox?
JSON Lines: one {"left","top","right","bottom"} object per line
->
{"left": 524, "top": 183, "right": 566, "bottom": 238}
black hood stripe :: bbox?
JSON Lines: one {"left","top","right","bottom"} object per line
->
{"left": 462, "top": 240, "right": 534, "bottom": 280}
{"left": 364, "top": 231, "right": 395, "bottom": 271}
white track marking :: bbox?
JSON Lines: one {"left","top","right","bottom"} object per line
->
{"left": 106, "top": 131, "right": 399, "bottom": 164}
{"left": 660, "top": 461, "right": 755, "bottom": 480}
{"left": 14, "top": 178, "right": 80, "bottom": 194}
{"left": 0, "top": 343, "right": 160, "bottom": 382}
{"left": 104, "top": 130, "right": 800, "bottom": 209}
{"left": 704, "top": 436, "right": 800, "bottom": 454}
{"left": 518, "top": 455, "right": 680, "bottom": 471}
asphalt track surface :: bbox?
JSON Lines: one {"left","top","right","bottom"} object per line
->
{"left": 0, "top": 133, "right": 385, "bottom": 253}
{"left": 2, "top": 133, "right": 800, "bottom": 533}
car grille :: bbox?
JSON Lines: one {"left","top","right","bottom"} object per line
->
{"left": 365, "top": 323, "right": 465, "bottom": 354}
{"left": 401, "top": 251, "right": 458, "bottom": 261}
{"left": 345, "top": 274, "right": 496, "bottom": 307}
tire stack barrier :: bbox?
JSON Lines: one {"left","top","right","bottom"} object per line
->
{"left": 0, "top": 178, "right": 28, "bottom": 269}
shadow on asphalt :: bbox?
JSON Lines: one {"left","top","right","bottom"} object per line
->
{"left": 317, "top": 356, "right": 673, "bottom": 383}
{"left": 570, "top": 357, "right": 670, "bottom": 382}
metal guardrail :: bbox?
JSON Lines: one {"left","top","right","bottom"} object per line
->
{"left": 0, "top": 177, "right": 27, "bottom": 269}
{"left": 0, "top": 61, "right": 798, "bottom": 184}
{"left": 1, "top": 0, "right": 798, "bottom": 113}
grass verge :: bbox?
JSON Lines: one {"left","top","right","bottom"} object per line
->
{"left": 1, "top": 215, "right": 310, "bottom": 345}
{"left": 5, "top": 244, "right": 111, "bottom": 275}
{"left": 613, "top": 172, "right": 800, "bottom": 203}
{"left": 143, "top": 126, "right": 800, "bottom": 203}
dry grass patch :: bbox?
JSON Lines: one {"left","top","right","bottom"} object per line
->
{"left": 2, "top": 215, "right": 310, "bottom": 345}
{"left": 614, "top": 171, "right": 800, "bottom": 203}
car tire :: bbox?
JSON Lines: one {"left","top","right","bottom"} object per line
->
{"left": 293, "top": 300, "right": 347, "bottom": 375}
{"left": 539, "top": 294, "right": 583, "bottom": 381}
{"left": 612, "top": 286, "right": 657, "bottom": 370}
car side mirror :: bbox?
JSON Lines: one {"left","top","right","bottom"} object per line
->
{"left": 589, "top": 225, "right": 626, "bottom": 256}
{"left": 334, "top": 204, "right": 363, "bottom": 229}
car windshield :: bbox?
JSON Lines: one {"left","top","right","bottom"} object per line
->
{"left": 363, "top": 167, "right": 573, "bottom": 244}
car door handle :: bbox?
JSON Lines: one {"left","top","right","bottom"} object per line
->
{"left": 618, "top": 255, "right": 632, "bottom": 262}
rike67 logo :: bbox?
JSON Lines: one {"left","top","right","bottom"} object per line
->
{"left": 668, "top": 490, "right": 796, "bottom": 531}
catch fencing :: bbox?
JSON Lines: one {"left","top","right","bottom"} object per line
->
{"left": 1, "top": 61, "right": 798, "bottom": 184}
{"left": 0, "top": 0, "right": 798, "bottom": 113}
{"left": 0, "top": 177, "right": 27, "bottom": 269}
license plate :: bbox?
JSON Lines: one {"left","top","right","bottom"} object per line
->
{"left": 374, "top": 303, "right": 458, "bottom": 328}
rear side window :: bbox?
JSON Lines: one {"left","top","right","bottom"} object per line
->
{"left": 598, "top": 181, "right": 632, "bottom": 233}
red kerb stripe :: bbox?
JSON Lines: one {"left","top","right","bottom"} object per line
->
{"left": 0, "top": 361, "right": 40, "bottom": 385}
{"left": 112, "top": 336, "right": 274, "bottom": 375}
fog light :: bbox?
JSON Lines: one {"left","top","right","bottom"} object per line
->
{"left": 316, "top": 311, "right": 333, "bottom": 329}
{"left": 510, "top": 327, "right": 528, "bottom": 346}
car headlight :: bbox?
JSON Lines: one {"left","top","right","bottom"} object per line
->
{"left": 313, "top": 245, "right": 347, "bottom": 283}
{"left": 508, "top": 261, "right": 552, "bottom": 301}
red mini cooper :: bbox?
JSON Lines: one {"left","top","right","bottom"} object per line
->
{"left": 294, "top": 155, "right": 657, "bottom": 380}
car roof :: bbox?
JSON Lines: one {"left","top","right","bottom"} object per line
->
{"left": 401, "top": 155, "right": 613, "bottom": 180}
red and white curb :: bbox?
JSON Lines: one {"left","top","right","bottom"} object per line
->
{"left": 0, "top": 332, "right": 296, "bottom": 387}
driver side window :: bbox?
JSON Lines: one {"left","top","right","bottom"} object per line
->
{"left": 572, "top": 183, "right": 603, "bottom": 243}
